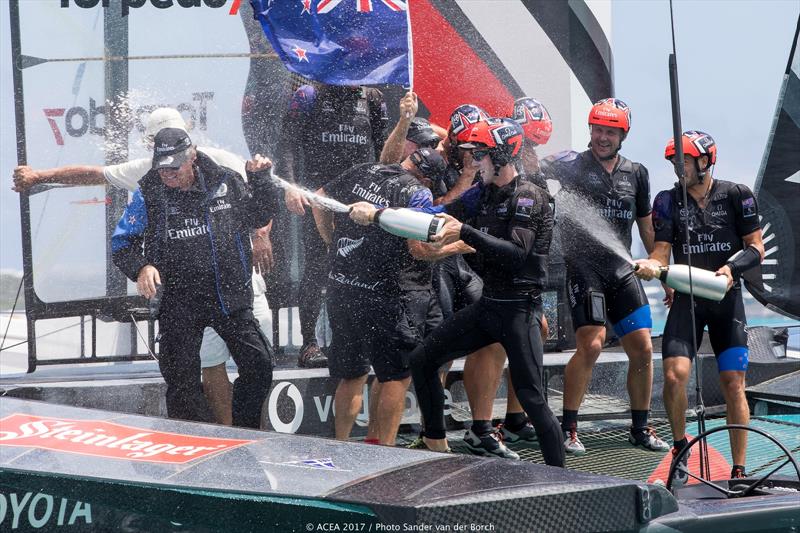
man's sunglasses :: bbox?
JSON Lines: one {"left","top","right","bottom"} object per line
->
{"left": 471, "top": 149, "right": 490, "bottom": 161}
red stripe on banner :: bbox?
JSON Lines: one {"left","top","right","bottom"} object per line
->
{"left": 228, "top": 0, "right": 241, "bottom": 15}
{"left": 357, "top": 0, "right": 372, "bottom": 13}
{"left": 317, "top": 0, "right": 335, "bottom": 13}
{"left": 410, "top": 1, "right": 515, "bottom": 128}
{"left": 647, "top": 434, "right": 732, "bottom": 485}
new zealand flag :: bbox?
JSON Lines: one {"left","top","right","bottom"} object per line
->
{"left": 250, "top": 0, "right": 412, "bottom": 86}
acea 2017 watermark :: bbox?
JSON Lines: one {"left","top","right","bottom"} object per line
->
{"left": 306, "top": 523, "right": 496, "bottom": 532}
{"left": 60, "top": 0, "right": 243, "bottom": 18}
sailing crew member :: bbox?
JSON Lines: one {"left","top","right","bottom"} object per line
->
{"left": 379, "top": 91, "right": 442, "bottom": 164}
{"left": 634, "top": 131, "right": 764, "bottom": 482}
{"left": 378, "top": 117, "right": 564, "bottom": 466}
{"left": 542, "top": 98, "right": 669, "bottom": 455}
{"left": 312, "top": 148, "right": 463, "bottom": 446}
{"left": 11, "top": 108, "right": 271, "bottom": 427}
{"left": 277, "top": 83, "right": 388, "bottom": 369}
{"left": 112, "top": 128, "right": 277, "bottom": 428}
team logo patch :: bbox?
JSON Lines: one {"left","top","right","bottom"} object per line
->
{"left": 337, "top": 236, "right": 365, "bottom": 258}
{"left": 741, "top": 197, "right": 756, "bottom": 217}
{"left": 515, "top": 197, "right": 534, "bottom": 219}
{"left": 212, "top": 183, "right": 228, "bottom": 199}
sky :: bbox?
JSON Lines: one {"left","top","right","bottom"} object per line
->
{"left": 1, "top": 0, "right": 798, "bottom": 273}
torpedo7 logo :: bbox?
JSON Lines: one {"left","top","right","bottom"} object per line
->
{"left": 60, "top": 0, "right": 242, "bottom": 18}
{"left": 42, "top": 92, "right": 213, "bottom": 146}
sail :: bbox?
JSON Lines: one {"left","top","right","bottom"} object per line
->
{"left": 746, "top": 15, "right": 800, "bottom": 320}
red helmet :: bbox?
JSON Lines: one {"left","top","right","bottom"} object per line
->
{"left": 449, "top": 104, "right": 490, "bottom": 140}
{"left": 588, "top": 98, "right": 631, "bottom": 132}
{"left": 511, "top": 97, "right": 553, "bottom": 145}
{"left": 664, "top": 130, "right": 717, "bottom": 165}
{"left": 459, "top": 117, "right": 524, "bottom": 164}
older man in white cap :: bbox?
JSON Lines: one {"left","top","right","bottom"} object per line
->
{"left": 12, "top": 108, "right": 273, "bottom": 426}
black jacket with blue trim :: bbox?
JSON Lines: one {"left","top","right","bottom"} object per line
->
{"left": 111, "top": 151, "right": 277, "bottom": 315}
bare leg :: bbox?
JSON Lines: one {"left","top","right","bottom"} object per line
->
{"left": 563, "top": 325, "right": 606, "bottom": 411}
{"left": 662, "top": 357, "right": 692, "bottom": 442}
{"left": 463, "top": 343, "right": 506, "bottom": 420}
{"left": 334, "top": 375, "right": 369, "bottom": 441}
{"left": 366, "top": 380, "right": 382, "bottom": 441}
{"left": 374, "top": 377, "right": 411, "bottom": 445}
{"left": 719, "top": 370, "right": 749, "bottom": 466}
{"left": 202, "top": 363, "right": 233, "bottom": 426}
{"left": 619, "top": 329, "right": 654, "bottom": 411}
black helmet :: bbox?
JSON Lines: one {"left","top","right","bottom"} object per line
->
{"left": 409, "top": 147, "right": 447, "bottom": 184}
{"left": 406, "top": 118, "right": 441, "bottom": 147}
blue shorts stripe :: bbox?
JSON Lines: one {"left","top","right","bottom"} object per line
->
{"left": 718, "top": 346, "right": 748, "bottom": 372}
{"left": 612, "top": 305, "right": 652, "bottom": 338}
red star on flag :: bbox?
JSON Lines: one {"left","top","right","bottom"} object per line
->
{"left": 300, "top": 0, "right": 311, "bottom": 14}
{"left": 292, "top": 45, "right": 309, "bottom": 62}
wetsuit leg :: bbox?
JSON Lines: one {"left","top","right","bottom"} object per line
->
{"left": 212, "top": 308, "right": 274, "bottom": 428}
{"left": 494, "top": 299, "right": 565, "bottom": 467}
{"left": 298, "top": 212, "right": 329, "bottom": 344}
{"left": 410, "top": 301, "right": 494, "bottom": 439}
{"left": 158, "top": 300, "right": 215, "bottom": 423}
{"left": 707, "top": 287, "right": 749, "bottom": 372}
{"left": 661, "top": 293, "right": 707, "bottom": 361}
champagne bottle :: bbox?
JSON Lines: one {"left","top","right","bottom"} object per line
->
{"left": 658, "top": 264, "right": 728, "bottom": 302}
{"left": 373, "top": 208, "right": 444, "bottom": 242}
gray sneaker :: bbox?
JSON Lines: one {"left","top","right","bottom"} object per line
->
{"left": 499, "top": 423, "right": 537, "bottom": 443}
{"left": 629, "top": 427, "right": 670, "bottom": 452}
{"left": 670, "top": 447, "right": 691, "bottom": 486}
{"left": 563, "top": 428, "right": 586, "bottom": 456}
{"left": 462, "top": 429, "right": 520, "bottom": 460}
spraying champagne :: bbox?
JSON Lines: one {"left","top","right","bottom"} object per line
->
{"left": 373, "top": 208, "right": 444, "bottom": 242}
{"left": 633, "top": 263, "right": 728, "bottom": 302}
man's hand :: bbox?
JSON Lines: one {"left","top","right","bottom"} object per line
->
{"left": 633, "top": 258, "right": 662, "bottom": 281}
{"left": 12, "top": 166, "right": 40, "bottom": 192}
{"left": 431, "top": 213, "right": 463, "bottom": 246}
{"left": 452, "top": 240, "right": 476, "bottom": 254}
{"left": 245, "top": 154, "right": 273, "bottom": 174}
{"left": 399, "top": 91, "right": 418, "bottom": 120}
{"left": 252, "top": 224, "right": 274, "bottom": 275}
{"left": 285, "top": 187, "right": 311, "bottom": 215}
{"left": 715, "top": 264, "right": 734, "bottom": 291}
{"left": 137, "top": 265, "right": 162, "bottom": 299}
{"left": 662, "top": 284, "right": 675, "bottom": 308}
{"left": 349, "top": 201, "right": 377, "bottom": 226}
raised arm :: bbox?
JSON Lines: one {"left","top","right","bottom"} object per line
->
{"left": 12, "top": 165, "right": 105, "bottom": 192}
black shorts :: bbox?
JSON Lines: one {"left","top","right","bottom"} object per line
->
{"left": 403, "top": 288, "right": 444, "bottom": 339}
{"left": 662, "top": 286, "right": 749, "bottom": 372}
{"left": 326, "top": 289, "right": 427, "bottom": 382}
{"left": 434, "top": 255, "right": 483, "bottom": 319}
{"left": 566, "top": 267, "right": 652, "bottom": 335}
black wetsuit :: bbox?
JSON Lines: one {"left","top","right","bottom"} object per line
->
{"left": 411, "top": 176, "right": 565, "bottom": 467}
{"left": 653, "top": 179, "right": 760, "bottom": 371}
{"left": 542, "top": 150, "right": 652, "bottom": 335}
{"left": 323, "top": 163, "right": 433, "bottom": 382}
{"left": 279, "top": 85, "right": 387, "bottom": 346}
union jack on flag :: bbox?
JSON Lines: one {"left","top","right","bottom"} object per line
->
{"left": 250, "top": 0, "right": 412, "bottom": 86}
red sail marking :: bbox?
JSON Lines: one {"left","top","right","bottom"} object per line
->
{"left": 410, "top": 1, "right": 515, "bottom": 128}
{"left": 647, "top": 434, "right": 732, "bottom": 484}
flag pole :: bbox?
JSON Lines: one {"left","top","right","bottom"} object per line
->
{"left": 405, "top": 0, "right": 414, "bottom": 116}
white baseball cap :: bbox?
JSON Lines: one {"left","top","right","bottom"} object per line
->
{"left": 144, "top": 108, "right": 187, "bottom": 140}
